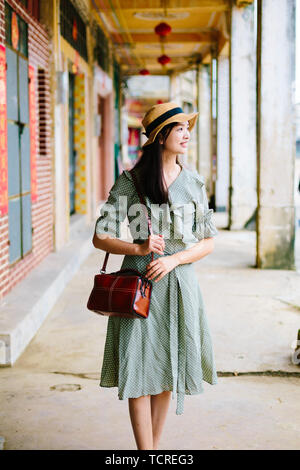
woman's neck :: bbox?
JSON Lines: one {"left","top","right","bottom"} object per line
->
{"left": 161, "top": 153, "right": 179, "bottom": 174}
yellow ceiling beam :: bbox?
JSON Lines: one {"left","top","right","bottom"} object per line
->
{"left": 121, "top": 63, "right": 199, "bottom": 76}
{"left": 131, "top": 31, "right": 219, "bottom": 43}
{"left": 117, "top": 0, "right": 230, "bottom": 11}
{"left": 120, "top": 56, "right": 196, "bottom": 64}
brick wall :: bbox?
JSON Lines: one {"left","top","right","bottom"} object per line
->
{"left": 0, "top": 0, "right": 53, "bottom": 299}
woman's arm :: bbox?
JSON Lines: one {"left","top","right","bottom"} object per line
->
{"left": 92, "top": 232, "right": 165, "bottom": 257}
{"left": 171, "top": 238, "right": 215, "bottom": 266}
{"left": 93, "top": 232, "right": 140, "bottom": 255}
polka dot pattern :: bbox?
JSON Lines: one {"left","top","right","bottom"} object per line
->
{"left": 95, "top": 164, "right": 218, "bottom": 415}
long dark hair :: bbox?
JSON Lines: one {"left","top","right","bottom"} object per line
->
{"left": 131, "top": 122, "right": 180, "bottom": 205}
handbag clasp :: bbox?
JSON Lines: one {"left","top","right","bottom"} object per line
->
{"left": 140, "top": 277, "right": 151, "bottom": 297}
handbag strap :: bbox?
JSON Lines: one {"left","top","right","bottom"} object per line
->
{"left": 100, "top": 169, "right": 154, "bottom": 274}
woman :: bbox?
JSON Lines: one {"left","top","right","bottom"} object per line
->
{"left": 93, "top": 102, "right": 218, "bottom": 450}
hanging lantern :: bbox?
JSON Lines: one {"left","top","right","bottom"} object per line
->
{"left": 157, "top": 55, "right": 171, "bottom": 66}
{"left": 154, "top": 22, "right": 172, "bottom": 37}
{"left": 139, "top": 69, "right": 150, "bottom": 75}
{"left": 72, "top": 19, "right": 78, "bottom": 41}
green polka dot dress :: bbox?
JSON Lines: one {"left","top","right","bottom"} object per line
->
{"left": 95, "top": 164, "right": 218, "bottom": 415}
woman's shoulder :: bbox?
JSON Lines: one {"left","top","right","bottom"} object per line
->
{"left": 110, "top": 169, "right": 135, "bottom": 192}
{"left": 122, "top": 169, "right": 134, "bottom": 182}
{"left": 182, "top": 165, "right": 205, "bottom": 187}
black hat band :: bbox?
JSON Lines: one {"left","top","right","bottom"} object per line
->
{"left": 144, "top": 107, "right": 184, "bottom": 137}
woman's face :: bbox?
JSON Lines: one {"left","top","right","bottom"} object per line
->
{"left": 161, "top": 121, "right": 190, "bottom": 155}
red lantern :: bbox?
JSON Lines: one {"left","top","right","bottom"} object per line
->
{"left": 154, "top": 22, "right": 172, "bottom": 37}
{"left": 139, "top": 69, "right": 150, "bottom": 75}
{"left": 158, "top": 55, "right": 171, "bottom": 65}
{"left": 72, "top": 19, "right": 78, "bottom": 41}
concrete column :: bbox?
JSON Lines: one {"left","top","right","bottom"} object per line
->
{"left": 169, "top": 71, "right": 180, "bottom": 102}
{"left": 197, "top": 63, "right": 211, "bottom": 186}
{"left": 216, "top": 54, "right": 230, "bottom": 215}
{"left": 257, "top": 0, "right": 296, "bottom": 269}
{"left": 230, "top": 2, "right": 257, "bottom": 229}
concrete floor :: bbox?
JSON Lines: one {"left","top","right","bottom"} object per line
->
{"left": 0, "top": 217, "right": 300, "bottom": 450}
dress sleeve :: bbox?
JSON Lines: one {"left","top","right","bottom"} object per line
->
{"left": 194, "top": 174, "right": 219, "bottom": 240}
{"left": 94, "top": 171, "right": 133, "bottom": 239}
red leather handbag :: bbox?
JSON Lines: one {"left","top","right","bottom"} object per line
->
{"left": 87, "top": 170, "right": 154, "bottom": 319}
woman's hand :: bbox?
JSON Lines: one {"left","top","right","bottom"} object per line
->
{"left": 136, "top": 234, "right": 165, "bottom": 257}
{"left": 145, "top": 255, "right": 179, "bottom": 283}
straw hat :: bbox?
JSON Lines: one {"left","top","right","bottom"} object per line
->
{"left": 141, "top": 101, "right": 199, "bottom": 148}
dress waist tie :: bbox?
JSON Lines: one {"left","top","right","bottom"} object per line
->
{"left": 169, "top": 267, "right": 186, "bottom": 415}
